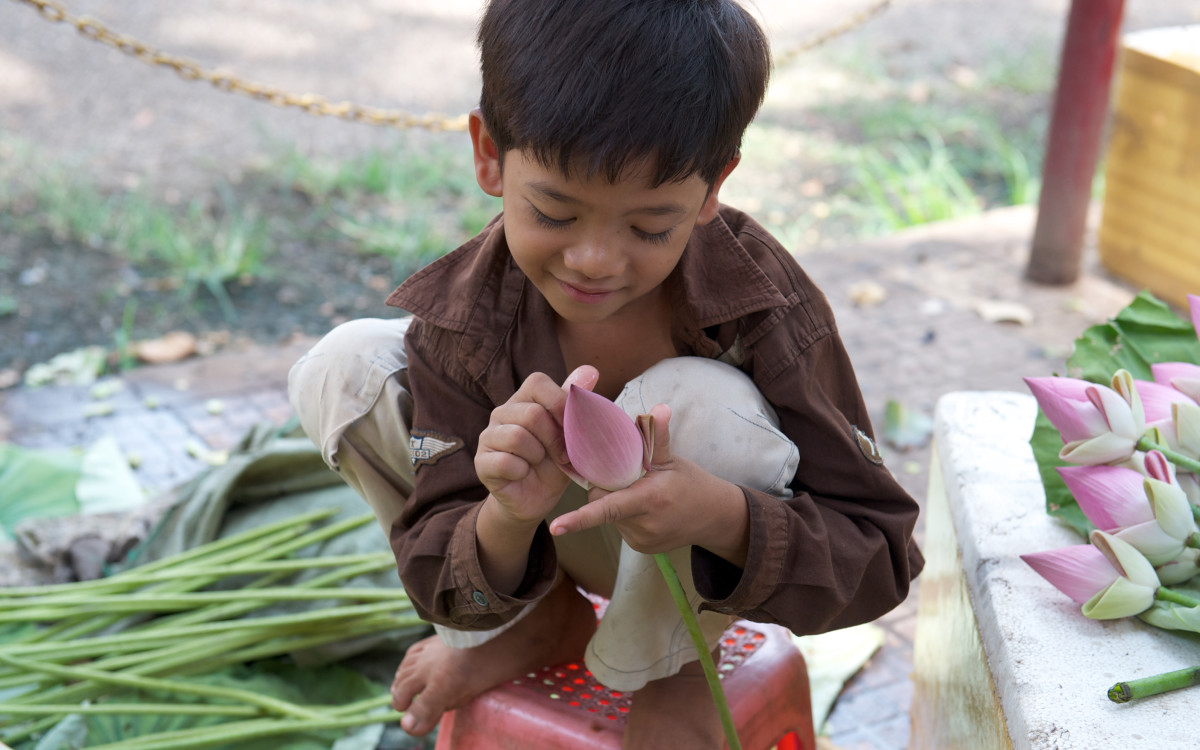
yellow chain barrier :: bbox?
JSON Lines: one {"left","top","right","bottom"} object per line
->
{"left": 774, "top": 0, "right": 893, "bottom": 69}
{"left": 12, "top": 0, "right": 892, "bottom": 132}
{"left": 12, "top": 0, "right": 469, "bottom": 132}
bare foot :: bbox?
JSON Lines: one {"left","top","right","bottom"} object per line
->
{"left": 390, "top": 579, "right": 597, "bottom": 736}
{"left": 622, "top": 652, "right": 726, "bottom": 749}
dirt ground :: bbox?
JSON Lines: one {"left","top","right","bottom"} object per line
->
{"left": 0, "top": 0, "right": 1197, "bottom": 377}
{"left": 1, "top": 0, "right": 1194, "bottom": 186}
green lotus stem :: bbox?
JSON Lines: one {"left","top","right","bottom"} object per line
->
{"left": 77, "top": 711, "right": 406, "bottom": 750}
{"left": 0, "top": 553, "right": 394, "bottom": 598}
{"left": 0, "top": 702, "right": 261, "bottom": 717}
{"left": 1138, "top": 437, "right": 1200, "bottom": 476}
{"left": 328, "top": 693, "right": 393, "bottom": 716}
{"left": 0, "top": 511, "right": 416, "bottom": 745}
{"left": 124, "top": 508, "right": 340, "bottom": 574}
{"left": 0, "top": 617, "right": 419, "bottom": 741}
{"left": 3, "top": 602, "right": 403, "bottom": 660}
{"left": 147, "top": 557, "right": 391, "bottom": 631}
{"left": 1108, "top": 666, "right": 1200, "bottom": 703}
{"left": 0, "top": 586, "right": 411, "bottom": 623}
{"left": 1156, "top": 587, "right": 1200, "bottom": 607}
{"left": 653, "top": 552, "right": 741, "bottom": 750}
{"left": 0, "top": 652, "right": 326, "bottom": 720}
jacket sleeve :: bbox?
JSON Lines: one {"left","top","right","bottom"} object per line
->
{"left": 389, "top": 319, "right": 559, "bottom": 629}
{"left": 690, "top": 299, "right": 924, "bottom": 634}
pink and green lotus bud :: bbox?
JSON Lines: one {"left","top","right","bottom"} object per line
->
{"left": 1145, "top": 477, "right": 1197, "bottom": 545}
{"left": 1174, "top": 401, "right": 1200, "bottom": 457}
{"left": 563, "top": 385, "right": 649, "bottom": 491}
{"left": 1190, "top": 294, "right": 1200, "bottom": 337}
{"left": 1178, "top": 472, "right": 1200, "bottom": 507}
{"left": 1092, "top": 530, "right": 1160, "bottom": 588}
{"left": 1156, "top": 547, "right": 1200, "bottom": 586}
{"left": 1112, "top": 520, "right": 1186, "bottom": 566}
{"left": 1151, "top": 362, "right": 1200, "bottom": 402}
{"left": 1021, "top": 543, "right": 1121, "bottom": 605}
{"left": 1081, "top": 531, "right": 1158, "bottom": 619}
{"left": 1024, "top": 372, "right": 1144, "bottom": 465}
{"left": 1057, "top": 465, "right": 1153, "bottom": 531}
{"left": 1137, "top": 378, "right": 1198, "bottom": 434}
{"left": 1143, "top": 449, "right": 1175, "bottom": 483}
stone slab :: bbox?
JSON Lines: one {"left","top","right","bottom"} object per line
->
{"left": 931, "top": 391, "right": 1200, "bottom": 750}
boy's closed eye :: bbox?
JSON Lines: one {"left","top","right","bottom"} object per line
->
{"left": 528, "top": 204, "right": 676, "bottom": 246}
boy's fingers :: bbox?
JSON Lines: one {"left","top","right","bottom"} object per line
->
{"left": 563, "top": 364, "right": 599, "bottom": 393}
{"left": 646, "top": 403, "right": 672, "bottom": 466}
{"left": 549, "top": 493, "right": 634, "bottom": 536}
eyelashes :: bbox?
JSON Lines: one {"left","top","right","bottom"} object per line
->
{"left": 528, "top": 205, "right": 675, "bottom": 245}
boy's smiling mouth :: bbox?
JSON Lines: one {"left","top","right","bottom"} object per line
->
{"left": 557, "top": 278, "right": 618, "bottom": 304}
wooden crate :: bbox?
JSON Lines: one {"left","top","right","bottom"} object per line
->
{"left": 1098, "top": 26, "right": 1200, "bottom": 309}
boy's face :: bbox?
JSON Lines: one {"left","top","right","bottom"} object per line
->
{"left": 469, "top": 112, "right": 737, "bottom": 327}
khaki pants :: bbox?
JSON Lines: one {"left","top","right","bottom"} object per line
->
{"left": 288, "top": 317, "right": 799, "bottom": 691}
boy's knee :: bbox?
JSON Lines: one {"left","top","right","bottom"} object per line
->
{"left": 287, "top": 317, "right": 413, "bottom": 466}
{"left": 615, "top": 357, "right": 798, "bottom": 497}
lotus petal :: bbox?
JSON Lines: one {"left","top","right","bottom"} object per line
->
{"left": 1020, "top": 544, "right": 1117, "bottom": 604}
{"left": 563, "top": 385, "right": 645, "bottom": 491}
{"left": 1057, "top": 464, "right": 1151, "bottom": 531}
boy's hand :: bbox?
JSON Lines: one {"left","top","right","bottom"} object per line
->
{"left": 549, "top": 404, "right": 750, "bottom": 568}
{"left": 475, "top": 366, "right": 599, "bottom": 525}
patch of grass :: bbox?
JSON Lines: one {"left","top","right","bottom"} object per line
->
{"left": 744, "top": 37, "right": 1052, "bottom": 243}
{"left": 269, "top": 138, "right": 501, "bottom": 269}
{"left": 849, "top": 127, "right": 982, "bottom": 232}
{"left": 0, "top": 131, "right": 502, "bottom": 324}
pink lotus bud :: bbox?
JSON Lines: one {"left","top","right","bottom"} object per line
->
{"left": 1151, "top": 362, "right": 1200, "bottom": 402}
{"left": 1024, "top": 371, "right": 1144, "bottom": 464}
{"left": 1021, "top": 543, "right": 1119, "bottom": 605}
{"left": 1058, "top": 460, "right": 1196, "bottom": 565}
{"left": 1190, "top": 294, "right": 1200, "bottom": 337}
{"left": 1137, "top": 378, "right": 1198, "bottom": 426}
{"left": 1057, "top": 465, "right": 1152, "bottom": 532}
{"left": 1021, "top": 533, "right": 1158, "bottom": 619}
{"left": 563, "top": 385, "right": 648, "bottom": 491}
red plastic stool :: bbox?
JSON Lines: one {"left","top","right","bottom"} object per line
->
{"left": 433, "top": 620, "right": 817, "bottom": 750}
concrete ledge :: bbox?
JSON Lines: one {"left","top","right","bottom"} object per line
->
{"left": 913, "top": 391, "right": 1199, "bottom": 750}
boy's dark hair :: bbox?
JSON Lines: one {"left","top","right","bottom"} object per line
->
{"left": 477, "top": 0, "right": 771, "bottom": 187}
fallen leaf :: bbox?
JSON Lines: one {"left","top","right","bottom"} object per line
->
{"left": 89, "top": 379, "right": 124, "bottom": 400}
{"left": 185, "top": 439, "right": 229, "bottom": 466}
{"left": 24, "top": 346, "right": 107, "bottom": 387}
{"left": 974, "top": 300, "right": 1034, "bottom": 326}
{"left": 82, "top": 402, "right": 115, "bottom": 419}
{"left": 848, "top": 281, "right": 887, "bottom": 308}
{"left": 883, "top": 399, "right": 933, "bottom": 451}
{"left": 135, "top": 331, "right": 198, "bottom": 364}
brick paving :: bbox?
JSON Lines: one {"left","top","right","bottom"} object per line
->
{"left": 0, "top": 205, "right": 1141, "bottom": 748}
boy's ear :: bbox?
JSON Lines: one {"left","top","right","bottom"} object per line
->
{"left": 469, "top": 109, "right": 504, "bottom": 197}
{"left": 695, "top": 154, "right": 741, "bottom": 226}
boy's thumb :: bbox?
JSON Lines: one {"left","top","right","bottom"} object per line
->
{"left": 563, "top": 365, "right": 599, "bottom": 393}
{"left": 640, "top": 403, "right": 673, "bottom": 468}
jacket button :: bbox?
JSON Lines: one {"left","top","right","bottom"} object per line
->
{"left": 472, "top": 591, "right": 489, "bottom": 607}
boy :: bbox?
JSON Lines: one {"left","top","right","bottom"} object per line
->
{"left": 289, "top": 0, "right": 923, "bottom": 746}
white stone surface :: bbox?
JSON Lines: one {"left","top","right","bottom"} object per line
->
{"left": 936, "top": 391, "right": 1200, "bottom": 750}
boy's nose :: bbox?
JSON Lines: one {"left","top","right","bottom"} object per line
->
{"left": 563, "top": 236, "right": 625, "bottom": 279}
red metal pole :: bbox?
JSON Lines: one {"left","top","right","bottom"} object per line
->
{"left": 1025, "top": 0, "right": 1126, "bottom": 285}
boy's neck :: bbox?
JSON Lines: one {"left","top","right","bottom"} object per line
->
{"left": 556, "top": 285, "right": 677, "bottom": 400}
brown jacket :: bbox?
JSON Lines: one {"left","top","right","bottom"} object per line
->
{"left": 386, "top": 205, "right": 924, "bottom": 634}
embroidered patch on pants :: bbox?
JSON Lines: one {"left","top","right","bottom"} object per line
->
{"left": 410, "top": 430, "right": 464, "bottom": 469}
{"left": 852, "top": 425, "right": 884, "bottom": 465}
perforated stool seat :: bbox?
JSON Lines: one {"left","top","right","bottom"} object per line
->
{"left": 433, "top": 620, "right": 817, "bottom": 750}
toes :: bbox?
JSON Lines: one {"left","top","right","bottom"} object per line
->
{"left": 399, "top": 693, "right": 443, "bottom": 736}
{"left": 390, "top": 665, "right": 423, "bottom": 712}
